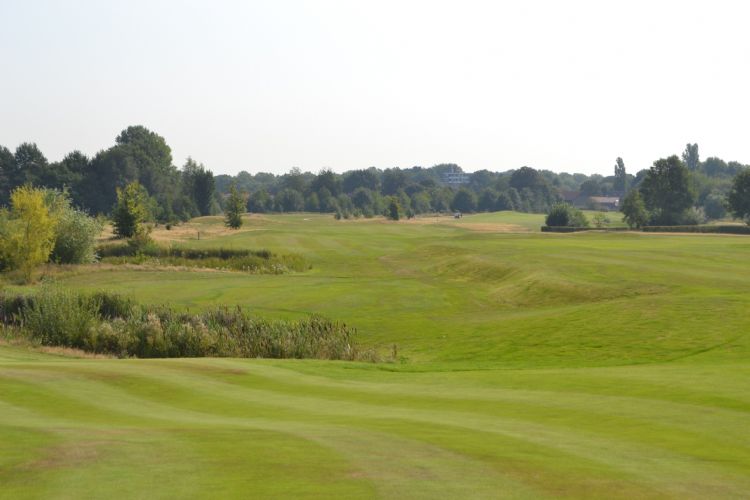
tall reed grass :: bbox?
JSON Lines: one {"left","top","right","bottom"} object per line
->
{"left": 96, "top": 243, "right": 310, "bottom": 273}
{"left": 0, "top": 288, "right": 374, "bottom": 361}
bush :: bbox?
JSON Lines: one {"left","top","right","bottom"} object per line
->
{"left": 540, "top": 226, "right": 629, "bottom": 233}
{"left": 680, "top": 207, "right": 707, "bottom": 226}
{"left": 51, "top": 206, "right": 103, "bottom": 264}
{"left": 545, "top": 203, "right": 589, "bottom": 227}
{"left": 20, "top": 287, "right": 101, "bottom": 348}
{"left": 0, "top": 288, "right": 374, "bottom": 361}
{"left": 95, "top": 243, "right": 309, "bottom": 274}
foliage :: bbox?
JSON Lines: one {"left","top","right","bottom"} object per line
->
{"left": 97, "top": 242, "right": 309, "bottom": 274}
{"left": 113, "top": 181, "right": 151, "bottom": 238}
{"left": 545, "top": 203, "right": 588, "bottom": 227}
{"left": 639, "top": 156, "right": 695, "bottom": 225}
{"left": 386, "top": 197, "right": 401, "bottom": 220}
{"left": 0, "top": 186, "right": 57, "bottom": 282}
{"left": 275, "top": 188, "right": 305, "bottom": 212}
{"left": 224, "top": 182, "right": 245, "bottom": 229}
{"left": 682, "top": 143, "right": 700, "bottom": 171}
{"left": 703, "top": 192, "right": 727, "bottom": 220}
{"left": 620, "top": 190, "right": 649, "bottom": 229}
{"left": 1, "top": 288, "right": 371, "bottom": 361}
{"left": 44, "top": 190, "right": 103, "bottom": 264}
{"left": 641, "top": 225, "right": 750, "bottom": 234}
{"left": 728, "top": 170, "right": 750, "bottom": 223}
{"left": 452, "top": 188, "right": 477, "bottom": 213}
{"left": 592, "top": 212, "right": 610, "bottom": 228}
{"left": 181, "top": 157, "right": 215, "bottom": 217}
{"left": 680, "top": 206, "right": 706, "bottom": 225}
{"left": 613, "top": 157, "right": 628, "bottom": 193}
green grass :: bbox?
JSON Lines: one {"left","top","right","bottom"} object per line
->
{"left": 2, "top": 211, "right": 749, "bottom": 498}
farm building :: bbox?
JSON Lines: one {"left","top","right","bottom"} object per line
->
{"left": 588, "top": 196, "right": 620, "bottom": 211}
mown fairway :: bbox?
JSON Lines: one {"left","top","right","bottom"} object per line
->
{"left": 2, "top": 212, "right": 750, "bottom": 498}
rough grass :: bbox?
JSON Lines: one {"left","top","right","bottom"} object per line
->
{"left": 96, "top": 241, "right": 310, "bottom": 274}
{"left": 1, "top": 211, "right": 749, "bottom": 498}
{"left": 1, "top": 288, "right": 370, "bottom": 361}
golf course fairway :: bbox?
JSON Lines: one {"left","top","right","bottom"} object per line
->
{"left": 2, "top": 213, "right": 749, "bottom": 498}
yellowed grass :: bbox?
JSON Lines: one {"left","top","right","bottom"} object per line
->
{"left": 0, "top": 339, "right": 113, "bottom": 359}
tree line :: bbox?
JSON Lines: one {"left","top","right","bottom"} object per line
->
{"left": 0, "top": 126, "right": 216, "bottom": 223}
{"left": 2, "top": 128, "right": 749, "bottom": 224}
{"left": 620, "top": 145, "right": 750, "bottom": 228}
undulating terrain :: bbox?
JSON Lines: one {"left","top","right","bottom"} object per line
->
{"left": 2, "top": 212, "right": 749, "bottom": 498}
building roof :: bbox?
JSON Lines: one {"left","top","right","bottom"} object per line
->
{"left": 589, "top": 196, "right": 619, "bottom": 204}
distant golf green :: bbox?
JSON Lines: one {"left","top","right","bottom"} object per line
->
{"left": 2, "top": 212, "right": 749, "bottom": 498}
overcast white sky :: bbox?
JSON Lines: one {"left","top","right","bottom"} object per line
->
{"left": 1, "top": 0, "right": 749, "bottom": 176}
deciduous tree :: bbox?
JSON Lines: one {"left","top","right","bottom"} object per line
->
{"left": 224, "top": 182, "right": 245, "bottom": 229}
{"left": 639, "top": 156, "right": 694, "bottom": 225}
{"left": 113, "top": 181, "right": 150, "bottom": 238}
{"left": 728, "top": 170, "right": 750, "bottom": 223}
{"left": 1, "top": 186, "right": 57, "bottom": 282}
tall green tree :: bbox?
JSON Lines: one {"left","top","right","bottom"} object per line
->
{"left": 280, "top": 167, "right": 308, "bottom": 193}
{"left": 112, "top": 181, "right": 151, "bottom": 238}
{"left": 343, "top": 169, "right": 380, "bottom": 193}
{"left": 613, "top": 157, "right": 628, "bottom": 193}
{"left": 620, "top": 189, "right": 649, "bottom": 228}
{"left": 727, "top": 170, "right": 750, "bottom": 223}
{"left": 181, "top": 157, "right": 215, "bottom": 216}
{"left": 224, "top": 182, "right": 245, "bottom": 229}
{"left": 386, "top": 196, "right": 402, "bottom": 221}
{"left": 452, "top": 188, "right": 477, "bottom": 213}
{"left": 639, "top": 156, "right": 695, "bottom": 224}
{"left": 13, "top": 143, "right": 49, "bottom": 187}
{"left": 682, "top": 143, "right": 700, "bottom": 171}
{"left": 78, "top": 126, "right": 178, "bottom": 219}
{"left": 0, "top": 145, "right": 14, "bottom": 205}
{"left": 381, "top": 168, "right": 407, "bottom": 195}
{"left": 311, "top": 169, "right": 342, "bottom": 197}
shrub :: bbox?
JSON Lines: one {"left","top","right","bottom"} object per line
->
{"left": 20, "top": 287, "right": 101, "bottom": 348}
{"left": 0, "top": 288, "right": 374, "bottom": 361}
{"left": 95, "top": 243, "right": 307, "bottom": 273}
{"left": 680, "top": 207, "right": 707, "bottom": 226}
{"left": 51, "top": 206, "right": 103, "bottom": 264}
{"left": 545, "top": 203, "right": 588, "bottom": 227}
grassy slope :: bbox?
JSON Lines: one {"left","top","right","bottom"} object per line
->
{"left": 2, "top": 212, "right": 750, "bottom": 498}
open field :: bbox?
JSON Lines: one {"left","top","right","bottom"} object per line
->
{"left": 2, "top": 212, "right": 750, "bottom": 498}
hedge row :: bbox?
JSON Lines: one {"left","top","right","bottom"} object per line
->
{"left": 542, "top": 225, "right": 750, "bottom": 234}
{"left": 641, "top": 225, "right": 750, "bottom": 234}
{"left": 541, "top": 226, "right": 630, "bottom": 232}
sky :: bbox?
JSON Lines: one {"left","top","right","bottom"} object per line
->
{"left": 1, "top": 0, "right": 749, "bottom": 176}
